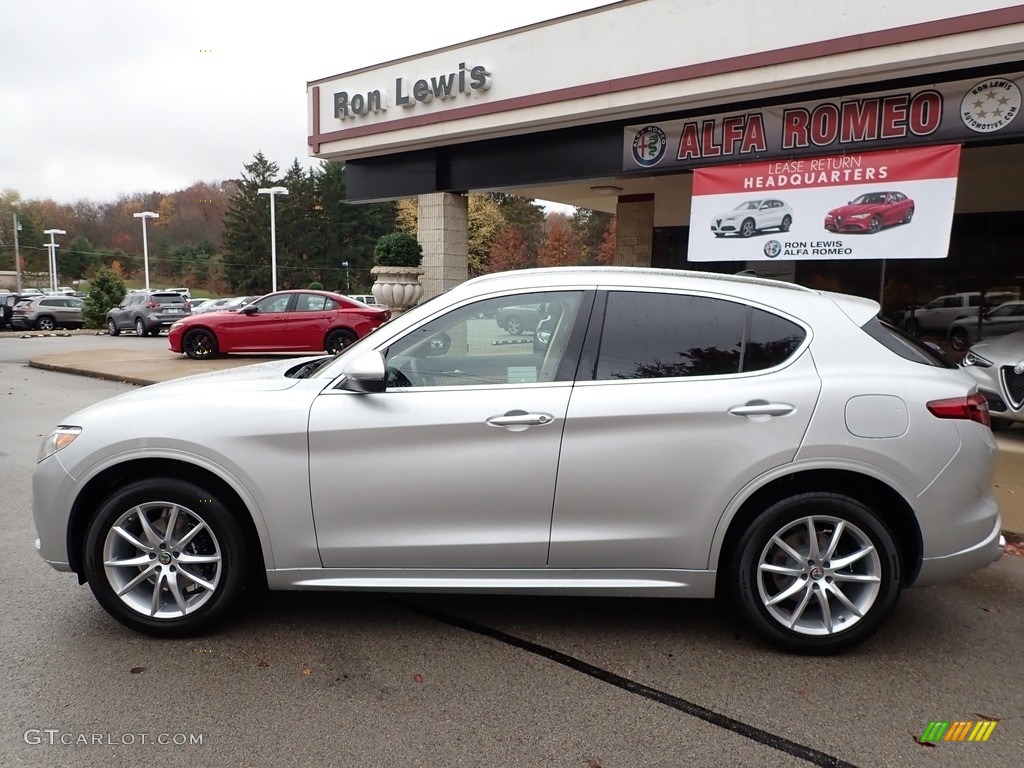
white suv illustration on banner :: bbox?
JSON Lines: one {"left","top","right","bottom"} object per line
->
{"left": 711, "top": 199, "right": 793, "bottom": 238}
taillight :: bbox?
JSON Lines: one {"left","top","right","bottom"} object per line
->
{"left": 146, "top": 301, "right": 159, "bottom": 309}
{"left": 927, "top": 392, "right": 991, "bottom": 427}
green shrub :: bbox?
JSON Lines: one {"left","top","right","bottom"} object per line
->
{"left": 373, "top": 231, "right": 423, "bottom": 267}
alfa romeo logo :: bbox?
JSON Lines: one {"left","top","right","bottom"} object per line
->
{"left": 960, "top": 79, "right": 1021, "bottom": 133}
{"left": 763, "top": 240, "right": 782, "bottom": 258}
{"left": 631, "top": 126, "right": 667, "bottom": 167}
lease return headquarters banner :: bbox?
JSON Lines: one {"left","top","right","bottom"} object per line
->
{"left": 687, "top": 144, "right": 960, "bottom": 262}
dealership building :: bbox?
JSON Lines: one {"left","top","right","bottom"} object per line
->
{"left": 307, "top": 0, "right": 1024, "bottom": 304}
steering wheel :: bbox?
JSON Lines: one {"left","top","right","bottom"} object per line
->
{"left": 386, "top": 358, "right": 436, "bottom": 388}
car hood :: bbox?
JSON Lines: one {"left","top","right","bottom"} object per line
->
{"left": 714, "top": 209, "right": 752, "bottom": 219}
{"left": 969, "top": 331, "right": 1024, "bottom": 360}
{"left": 828, "top": 203, "right": 882, "bottom": 217}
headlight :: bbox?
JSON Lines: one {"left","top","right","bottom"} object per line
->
{"left": 850, "top": 213, "right": 871, "bottom": 220}
{"left": 171, "top": 320, "right": 184, "bottom": 330}
{"left": 961, "top": 352, "right": 992, "bottom": 368}
{"left": 38, "top": 426, "right": 82, "bottom": 462}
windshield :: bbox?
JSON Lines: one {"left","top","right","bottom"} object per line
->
{"left": 735, "top": 201, "right": 761, "bottom": 210}
{"left": 851, "top": 193, "right": 886, "bottom": 205}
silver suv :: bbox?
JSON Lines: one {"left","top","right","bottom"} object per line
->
{"left": 106, "top": 290, "right": 191, "bottom": 336}
{"left": 10, "top": 296, "right": 85, "bottom": 331}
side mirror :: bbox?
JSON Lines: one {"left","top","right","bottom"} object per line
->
{"left": 337, "top": 350, "right": 387, "bottom": 393}
{"left": 426, "top": 332, "right": 451, "bottom": 357}
{"left": 241, "top": 304, "right": 259, "bottom": 314}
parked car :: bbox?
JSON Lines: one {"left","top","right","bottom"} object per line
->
{"left": 961, "top": 330, "right": 1024, "bottom": 431}
{"left": 348, "top": 294, "right": 379, "bottom": 305}
{"left": 902, "top": 291, "right": 1016, "bottom": 335}
{"left": 186, "top": 298, "right": 210, "bottom": 311}
{"left": 948, "top": 300, "right": 1024, "bottom": 350}
{"left": 33, "top": 267, "right": 1003, "bottom": 653}
{"left": 167, "top": 289, "right": 390, "bottom": 359}
{"left": 106, "top": 290, "right": 192, "bottom": 337}
{"left": 823, "top": 191, "right": 914, "bottom": 233}
{"left": 495, "top": 304, "right": 544, "bottom": 335}
{"left": 190, "top": 297, "right": 235, "bottom": 314}
{"left": 163, "top": 287, "right": 192, "bottom": 301}
{"left": 1, "top": 292, "right": 28, "bottom": 329}
{"left": 710, "top": 199, "right": 793, "bottom": 238}
{"left": 10, "top": 295, "right": 85, "bottom": 330}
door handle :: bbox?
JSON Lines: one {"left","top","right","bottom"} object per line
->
{"left": 728, "top": 402, "right": 795, "bottom": 418}
{"left": 486, "top": 411, "right": 555, "bottom": 430}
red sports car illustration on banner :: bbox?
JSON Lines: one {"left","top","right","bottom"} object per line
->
{"left": 823, "top": 191, "right": 915, "bottom": 234}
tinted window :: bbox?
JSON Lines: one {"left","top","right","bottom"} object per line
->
{"left": 595, "top": 292, "right": 805, "bottom": 380}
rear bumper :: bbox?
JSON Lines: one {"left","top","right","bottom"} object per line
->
{"left": 913, "top": 516, "right": 1004, "bottom": 587}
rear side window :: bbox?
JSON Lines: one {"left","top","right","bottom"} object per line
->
{"left": 860, "top": 317, "right": 955, "bottom": 368}
{"left": 595, "top": 291, "right": 806, "bottom": 380}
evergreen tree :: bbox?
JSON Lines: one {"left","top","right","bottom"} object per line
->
{"left": 571, "top": 208, "right": 614, "bottom": 264}
{"left": 222, "top": 152, "right": 280, "bottom": 293}
{"left": 83, "top": 267, "right": 126, "bottom": 328}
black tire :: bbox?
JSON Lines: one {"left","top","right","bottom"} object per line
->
{"left": 183, "top": 328, "right": 218, "bottom": 359}
{"left": 325, "top": 328, "right": 357, "bottom": 354}
{"left": 990, "top": 418, "right": 1015, "bottom": 432}
{"left": 868, "top": 215, "right": 882, "bottom": 233}
{"left": 740, "top": 218, "right": 756, "bottom": 238}
{"left": 903, "top": 207, "right": 914, "bottom": 224}
{"left": 504, "top": 315, "right": 523, "bottom": 335}
{"left": 780, "top": 215, "right": 792, "bottom": 232}
{"left": 106, "top": 318, "right": 120, "bottom": 336}
{"left": 135, "top": 317, "right": 148, "bottom": 337}
{"left": 35, "top": 315, "right": 56, "bottom": 331}
{"left": 82, "top": 478, "right": 250, "bottom": 637}
{"left": 731, "top": 493, "right": 901, "bottom": 654}
{"left": 949, "top": 328, "right": 969, "bottom": 351}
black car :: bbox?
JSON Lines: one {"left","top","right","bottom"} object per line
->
{"left": 106, "top": 290, "right": 191, "bottom": 337}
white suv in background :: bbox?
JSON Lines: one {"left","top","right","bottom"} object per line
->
{"left": 902, "top": 291, "right": 1016, "bottom": 335}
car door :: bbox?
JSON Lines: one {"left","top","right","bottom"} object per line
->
{"left": 548, "top": 289, "right": 820, "bottom": 571}
{"left": 307, "top": 289, "right": 590, "bottom": 569}
{"left": 226, "top": 292, "right": 293, "bottom": 350}
{"left": 286, "top": 292, "right": 337, "bottom": 350}
{"left": 111, "top": 294, "right": 142, "bottom": 330}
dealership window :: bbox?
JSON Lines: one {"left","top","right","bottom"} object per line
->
{"left": 595, "top": 292, "right": 805, "bottom": 380}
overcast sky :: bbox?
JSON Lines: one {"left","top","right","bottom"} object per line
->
{"left": 2, "top": 0, "right": 609, "bottom": 205}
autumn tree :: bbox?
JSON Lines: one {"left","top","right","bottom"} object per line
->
{"left": 537, "top": 217, "right": 580, "bottom": 267}
{"left": 488, "top": 228, "right": 531, "bottom": 272}
{"left": 489, "top": 193, "right": 545, "bottom": 267}
{"left": 595, "top": 216, "right": 617, "bottom": 265}
{"left": 395, "top": 199, "right": 418, "bottom": 235}
{"left": 467, "top": 195, "right": 505, "bottom": 276}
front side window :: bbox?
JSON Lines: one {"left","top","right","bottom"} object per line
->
{"left": 254, "top": 294, "right": 292, "bottom": 313}
{"left": 595, "top": 291, "right": 806, "bottom": 381}
{"left": 384, "top": 291, "right": 584, "bottom": 388}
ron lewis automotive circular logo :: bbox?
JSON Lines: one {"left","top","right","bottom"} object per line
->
{"left": 763, "top": 240, "right": 782, "bottom": 258}
{"left": 632, "top": 126, "right": 668, "bottom": 166}
{"left": 960, "top": 79, "right": 1021, "bottom": 133}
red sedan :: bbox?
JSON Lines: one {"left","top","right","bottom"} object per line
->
{"left": 823, "top": 191, "right": 915, "bottom": 234}
{"left": 168, "top": 290, "right": 390, "bottom": 359}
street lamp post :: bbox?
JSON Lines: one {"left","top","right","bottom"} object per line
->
{"left": 43, "top": 229, "right": 66, "bottom": 293}
{"left": 133, "top": 212, "right": 159, "bottom": 291}
{"left": 257, "top": 186, "right": 288, "bottom": 292}
{"left": 12, "top": 212, "right": 23, "bottom": 293}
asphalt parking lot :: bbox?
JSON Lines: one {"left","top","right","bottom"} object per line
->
{"left": 1, "top": 332, "right": 1022, "bottom": 767}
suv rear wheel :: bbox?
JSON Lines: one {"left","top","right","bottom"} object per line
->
{"left": 731, "top": 493, "right": 901, "bottom": 654}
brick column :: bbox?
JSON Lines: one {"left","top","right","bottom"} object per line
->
{"left": 418, "top": 192, "right": 469, "bottom": 300}
{"left": 614, "top": 194, "right": 655, "bottom": 267}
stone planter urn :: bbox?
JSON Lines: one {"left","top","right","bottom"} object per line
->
{"left": 370, "top": 265, "right": 424, "bottom": 315}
